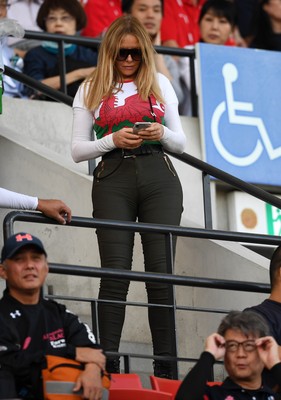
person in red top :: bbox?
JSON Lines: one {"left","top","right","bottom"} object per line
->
{"left": 81, "top": 0, "right": 122, "bottom": 37}
{"left": 183, "top": 0, "right": 206, "bottom": 44}
{"left": 198, "top": 0, "right": 237, "bottom": 45}
{"left": 178, "top": 0, "right": 238, "bottom": 114}
{"left": 175, "top": 310, "right": 281, "bottom": 400}
{"left": 161, "top": 0, "right": 194, "bottom": 47}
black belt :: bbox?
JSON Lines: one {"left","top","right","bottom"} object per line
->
{"left": 102, "top": 144, "right": 164, "bottom": 159}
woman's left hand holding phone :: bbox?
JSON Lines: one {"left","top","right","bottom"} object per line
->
{"left": 113, "top": 127, "right": 143, "bottom": 149}
{"left": 138, "top": 122, "right": 164, "bottom": 141}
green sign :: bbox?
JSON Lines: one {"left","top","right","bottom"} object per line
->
{"left": 266, "top": 203, "right": 281, "bottom": 236}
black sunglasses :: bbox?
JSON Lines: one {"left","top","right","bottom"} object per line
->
{"left": 116, "top": 48, "right": 142, "bottom": 61}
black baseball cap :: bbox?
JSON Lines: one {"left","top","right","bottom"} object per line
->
{"left": 1, "top": 232, "right": 47, "bottom": 263}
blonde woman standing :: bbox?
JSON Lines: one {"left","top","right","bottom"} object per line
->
{"left": 72, "top": 15, "right": 186, "bottom": 378}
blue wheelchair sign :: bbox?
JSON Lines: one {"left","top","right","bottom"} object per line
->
{"left": 197, "top": 42, "right": 281, "bottom": 185}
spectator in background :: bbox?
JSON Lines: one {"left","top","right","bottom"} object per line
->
{"left": 244, "top": 244, "right": 281, "bottom": 392}
{"left": 0, "top": 187, "right": 72, "bottom": 224}
{"left": 179, "top": 0, "right": 237, "bottom": 113}
{"left": 7, "top": 0, "right": 44, "bottom": 51}
{"left": 81, "top": 0, "right": 122, "bottom": 38}
{"left": 0, "top": 3, "right": 26, "bottom": 98}
{"left": 197, "top": 0, "right": 237, "bottom": 45}
{"left": 0, "top": 232, "right": 105, "bottom": 399}
{"left": 161, "top": 0, "right": 242, "bottom": 50}
{"left": 234, "top": 0, "right": 258, "bottom": 45}
{"left": 161, "top": 0, "right": 195, "bottom": 47}
{"left": 183, "top": 0, "right": 206, "bottom": 44}
{"left": 159, "top": 0, "right": 239, "bottom": 115}
{"left": 250, "top": 0, "right": 281, "bottom": 51}
{"left": 122, "top": 0, "right": 189, "bottom": 114}
{"left": 175, "top": 310, "right": 281, "bottom": 400}
{"left": 23, "top": 0, "right": 97, "bottom": 99}
{"left": 245, "top": 245, "right": 281, "bottom": 344}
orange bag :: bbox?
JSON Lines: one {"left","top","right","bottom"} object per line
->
{"left": 42, "top": 355, "right": 111, "bottom": 400}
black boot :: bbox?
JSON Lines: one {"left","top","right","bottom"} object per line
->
{"left": 106, "top": 357, "right": 120, "bottom": 374}
{"left": 153, "top": 360, "right": 174, "bottom": 379}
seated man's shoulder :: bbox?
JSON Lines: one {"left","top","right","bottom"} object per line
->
{"left": 43, "top": 298, "right": 66, "bottom": 311}
{"left": 245, "top": 299, "right": 281, "bottom": 314}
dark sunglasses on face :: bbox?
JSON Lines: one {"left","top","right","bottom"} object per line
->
{"left": 116, "top": 48, "right": 142, "bottom": 61}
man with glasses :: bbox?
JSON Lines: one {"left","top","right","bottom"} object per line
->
{"left": 175, "top": 310, "right": 281, "bottom": 400}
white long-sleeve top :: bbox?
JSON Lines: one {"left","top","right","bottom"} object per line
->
{"left": 0, "top": 188, "right": 38, "bottom": 210}
{"left": 72, "top": 73, "right": 186, "bottom": 163}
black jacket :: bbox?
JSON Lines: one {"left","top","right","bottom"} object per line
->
{"left": 0, "top": 290, "right": 100, "bottom": 399}
{"left": 175, "top": 351, "right": 281, "bottom": 400}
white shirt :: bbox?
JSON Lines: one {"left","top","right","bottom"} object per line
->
{"left": 72, "top": 73, "right": 187, "bottom": 162}
{"left": 0, "top": 188, "right": 38, "bottom": 209}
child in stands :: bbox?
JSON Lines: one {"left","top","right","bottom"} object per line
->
{"left": 23, "top": 0, "right": 98, "bottom": 99}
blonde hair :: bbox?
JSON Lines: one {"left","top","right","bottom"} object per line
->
{"left": 84, "top": 15, "right": 165, "bottom": 110}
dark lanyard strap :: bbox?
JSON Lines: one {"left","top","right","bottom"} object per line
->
{"left": 149, "top": 96, "right": 156, "bottom": 122}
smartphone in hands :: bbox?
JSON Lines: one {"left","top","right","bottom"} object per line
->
{"left": 133, "top": 122, "right": 152, "bottom": 134}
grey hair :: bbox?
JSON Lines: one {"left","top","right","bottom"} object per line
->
{"left": 218, "top": 310, "right": 270, "bottom": 338}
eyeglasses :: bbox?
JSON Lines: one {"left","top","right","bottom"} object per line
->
{"left": 45, "top": 15, "right": 74, "bottom": 24}
{"left": 225, "top": 340, "right": 257, "bottom": 353}
{"left": 116, "top": 48, "right": 142, "bottom": 61}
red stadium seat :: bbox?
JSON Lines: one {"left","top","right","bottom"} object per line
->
{"left": 109, "top": 388, "right": 173, "bottom": 400}
{"left": 150, "top": 376, "right": 181, "bottom": 397}
{"left": 109, "top": 373, "right": 143, "bottom": 389}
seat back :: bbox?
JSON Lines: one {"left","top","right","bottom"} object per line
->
{"left": 109, "top": 373, "right": 143, "bottom": 389}
{"left": 207, "top": 381, "right": 222, "bottom": 387}
{"left": 150, "top": 376, "right": 222, "bottom": 398}
{"left": 150, "top": 376, "right": 182, "bottom": 396}
{"left": 109, "top": 388, "right": 173, "bottom": 400}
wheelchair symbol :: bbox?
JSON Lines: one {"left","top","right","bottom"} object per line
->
{"left": 211, "top": 63, "right": 281, "bottom": 166}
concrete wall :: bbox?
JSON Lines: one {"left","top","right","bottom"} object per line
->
{"left": 0, "top": 97, "right": 270, "bottom": 379}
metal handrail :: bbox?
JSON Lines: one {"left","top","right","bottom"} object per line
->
{"left": 3, "top": 211, "right": 281, "bottom": 247}
{"left": 2, "top": 210, "right": 274, "bottom": 375}
{"left": 4, "top": 65, "right": 73, "bottom": 105}
{"left": 165, "top": 150, "right": 281, "bottom": 230}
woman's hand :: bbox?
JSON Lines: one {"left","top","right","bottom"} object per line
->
{"left": 137, "top": 122, "right": 164, "bottom": 142}
{"left": 37, "top": 199, "right": 72, "bottom": 224}
{"left": 113, "top": 127, "right": 143, "bottom": 149}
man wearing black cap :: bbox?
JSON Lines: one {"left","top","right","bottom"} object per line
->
{"left": 0, "top": 232, "right": 105, "bottom": 400}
